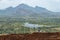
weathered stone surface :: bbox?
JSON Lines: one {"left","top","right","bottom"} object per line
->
{"left": 0, "top": 32, "right": 60, "bottom": 40}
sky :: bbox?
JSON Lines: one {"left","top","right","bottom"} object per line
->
{"left": 0, "top": 0, "right": 60, "bottom": 12}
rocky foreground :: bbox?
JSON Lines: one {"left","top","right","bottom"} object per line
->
{"left": 0, "top": 32, "right": 60, "bottom": 40}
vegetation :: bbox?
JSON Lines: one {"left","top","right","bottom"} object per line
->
{"left": 0, "top": 17, "right": 60, "bottom": 34}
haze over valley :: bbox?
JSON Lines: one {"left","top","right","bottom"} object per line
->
{"left": 0, "top": 0, "right": 60, "bottom": 34}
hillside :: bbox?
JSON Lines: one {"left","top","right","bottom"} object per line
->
{"left": 0, "top": 4, "right": 60, "bottom": 34}
{"left": 0, "top": 4, "right": 60, "bottom": 18}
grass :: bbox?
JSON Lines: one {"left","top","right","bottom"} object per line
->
{"left": 0, "top": 17, "right": 60, "bottom": 34}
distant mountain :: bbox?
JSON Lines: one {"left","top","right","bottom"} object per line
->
{"left": 0, "top": 4, "right": 60, "bottom": 18}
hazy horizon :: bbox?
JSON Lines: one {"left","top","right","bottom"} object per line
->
{"left": 0, "top": 0, "right": 60, "bottom": 12}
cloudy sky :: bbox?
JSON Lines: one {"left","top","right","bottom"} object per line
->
{"left": 0, "top": 0, "right": 60, "bottom": 12}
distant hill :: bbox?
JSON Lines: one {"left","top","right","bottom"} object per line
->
{"left": 0, "top": 4, "right": 60, "bottom": 18}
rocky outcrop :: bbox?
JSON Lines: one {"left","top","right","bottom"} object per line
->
{"left": 0, "top": 32, "right": 60, "bottom": 40}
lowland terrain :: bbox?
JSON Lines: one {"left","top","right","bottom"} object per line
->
{"left": 0, "top": 17, "right": 60, "bottom": 34}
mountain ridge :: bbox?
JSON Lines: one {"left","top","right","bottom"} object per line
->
{"left": 0, "top": 4, "right": 60, "bottom": 18}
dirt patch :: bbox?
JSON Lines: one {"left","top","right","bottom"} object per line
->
{"left": 0, "top": 32, "right": 60, "bottom": 40}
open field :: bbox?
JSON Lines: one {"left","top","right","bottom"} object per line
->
{"left": 52, "top": 28, "right": 60, "bottom": 30}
